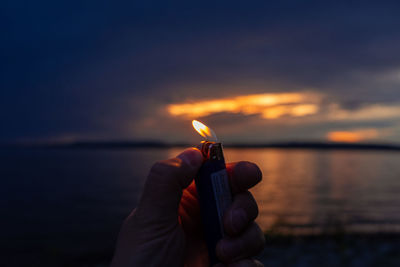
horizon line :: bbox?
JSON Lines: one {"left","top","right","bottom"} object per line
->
{"left": 2, "top": 140, "right": 400, "bottom": 151}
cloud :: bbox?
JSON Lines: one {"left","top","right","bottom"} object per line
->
{"left": 167, "top": 92, "right": 322, "bottom": 119}
{"left": 326, "top": 127, "right": 395, "bottom": 143}
{"left": 327, "top": 129, "right": 379, "bottom": 143}
{"left": 167, "top": 91, "right": 400, "bottom": 123}
{"left": 2, "top": 1, "right": 400, "bottom": 143}
{"left": 326, "top": 104, "right": 400, "bottom": 121}
{"left": 163, "top": 91, "right": 400, "bottom": 142}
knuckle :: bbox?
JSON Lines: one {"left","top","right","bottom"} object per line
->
{"left": 176, "top": 156, "right": 192, "bottom": 172}
{"left": 235, "top": 191, "right": 259, "bottom": 220}
{"left": 234, "top": 161, "right": 262, "bottom": 188}
{"left": 234, "top": 161, "right": 251, "bottom": 174}
{"left": 148, "top": 157, "right": 193, "bottom": 189}
{"left": 149, "top": 161, "right": 165, "bottom": 176}
{"left": 244, "top": 161, "right": 262, "bottom": 183}
{"left": 149, "top": 159, "right": 181, "bottom": 179}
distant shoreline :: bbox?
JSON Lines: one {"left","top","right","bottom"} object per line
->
{"left": 2, "top": 141, "right": 400, "bottom": 151}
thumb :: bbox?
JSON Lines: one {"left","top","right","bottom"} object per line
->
{"left": 135, "top": 147, "right": 203, "bottom": 224}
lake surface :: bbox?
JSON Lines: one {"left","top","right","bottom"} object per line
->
{"left": 1, "top": 148, "right": 400, "bottom": 264}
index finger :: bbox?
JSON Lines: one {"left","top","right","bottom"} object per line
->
{"left": 226, "top": 161, "right": 262, "bottom": 194}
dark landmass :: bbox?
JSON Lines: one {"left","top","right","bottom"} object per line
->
{"left": 226, "top": 141, "right": 400, "bottom": 151}
{"left": 2, "top": 140, "right": 400, "bottom": 151}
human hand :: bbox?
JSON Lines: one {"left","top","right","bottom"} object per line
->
{"left": 111, "top": 148, "right": 265, "bottom": 267}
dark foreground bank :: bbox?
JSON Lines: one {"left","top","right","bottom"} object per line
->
{"left": 4, "top": 233, "right": 400, "bottom": 267}
{"left": 259, "top": 233, "right": 400, "bottom": 267}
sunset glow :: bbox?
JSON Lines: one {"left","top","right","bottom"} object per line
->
{"left": 327, "top": 129, "right": 379, "bottom": 143}
{"left": 168, "top": 92, "right": 321, "bottom": 119}
{"left": 262, "top": 104, "right": 319, "bottom": 119}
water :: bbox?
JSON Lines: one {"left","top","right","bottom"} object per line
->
{"left": 1, "top": 148, "right": 400, "bottom": 264}
{"left": 223, "top": 148, "right": 400, "bottom": 234}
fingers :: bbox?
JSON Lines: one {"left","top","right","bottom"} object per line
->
{"left": 226, "top": 161, "right": 262, "bottom": 194}
{"left": 223, "top": 191, "right": 258, "bottom": 236}
{"left": 214, "top": 259, "right": 264, "bottom": 267}
{"left": 219, "top": 164, "right": 263, "bottom": 262}
{"left": 216, "top": 222, "right": 265, "bottom": 263}
{"left": 135, "top": 147, "right": 203, "bottom": 223}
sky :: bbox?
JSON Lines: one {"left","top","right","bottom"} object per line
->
{"left": 2, "top": 1, "right": 400, "bottom": 144}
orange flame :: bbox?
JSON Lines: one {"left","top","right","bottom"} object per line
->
{"left": 192, "top": 120, "right": 218, "bottom": 141}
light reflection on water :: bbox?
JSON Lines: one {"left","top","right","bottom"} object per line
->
{"left": 169, "top": 148, "right": 400, "bottom": 234}
{"left": 1, "top": 147, "right": 400, "bottom": 254}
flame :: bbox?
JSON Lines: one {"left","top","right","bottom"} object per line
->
{"left": 192, "top": 120, "right": 218, "bottom": 141}
{"left": 167, "top": 92, "right": 321, "bottom": 119}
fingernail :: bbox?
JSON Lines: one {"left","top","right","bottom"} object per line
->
{"left": 177, "top": 148, "right": 203, "bottom": 167}
{"left": 232, "top": 208, "right": 247, "bottom": 233}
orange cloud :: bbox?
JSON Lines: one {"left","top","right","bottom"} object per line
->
{"left": 327, "top": 129, "right": 379, "bottom": 143}
{"left": 167, "top": 92, "right": 321, "bottom": 119}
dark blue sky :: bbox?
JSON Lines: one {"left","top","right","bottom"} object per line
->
{"left": 2, "top": 1, "right": 400, "bottom": 143}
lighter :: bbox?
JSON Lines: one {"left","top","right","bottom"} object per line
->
{"left": 192, "top": 120, "right": 233, "bottom": 265}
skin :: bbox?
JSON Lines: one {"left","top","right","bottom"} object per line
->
{"left": 111, "top": 148, "right": 265, "bottom": 267}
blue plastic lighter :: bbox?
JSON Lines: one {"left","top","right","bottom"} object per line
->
{"left": 192, "top": 120, "right": 233, "bottom": 265}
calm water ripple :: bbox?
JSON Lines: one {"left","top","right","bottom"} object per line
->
{"left": 1, "top": 148, "right": 400, "bottom": 258}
